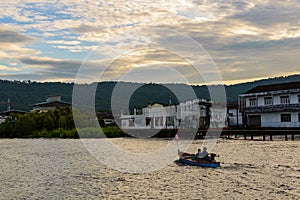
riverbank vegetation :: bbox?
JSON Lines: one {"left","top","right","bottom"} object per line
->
{"left": 0, "top": 107, "right": 127, "bottom": 138}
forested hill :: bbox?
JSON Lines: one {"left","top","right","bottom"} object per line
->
{"left": 1, "top": 74, "right": 300, "bottom": 111}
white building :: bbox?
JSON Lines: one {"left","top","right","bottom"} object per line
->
{"left": 239, "top": 81, "right": 300, "bottom": 128}
{"left": 120, "top": 99, "right": 211, "bottom": 130}
{"left": 120, "top": 97, "right": 228, "bottom": 133}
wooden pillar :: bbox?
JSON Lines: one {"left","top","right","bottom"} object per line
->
{"left": 270, "top": 134, "right": 273, "bottom": 141}
{"left": 263, "top": 133, "right": 266, "bottom": 141}
{"left": 285, "top": 133, "right": 288, "bottom": 141}
{"left": 250, "top": 132, "right": 253, "bottom": 140}
{"left": 244, "top": 132, "right": 247, "bottom": 140}
{"left": 291, "top": 133, "right": 294, "bottom": 141}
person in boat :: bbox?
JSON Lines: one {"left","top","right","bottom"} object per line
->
{"left": 196, "top": 147, "right": 210, "bottom": 161}
{"left": 195, "top": 149, "right": 201, "bottom": 161}
{"left": 201, "top": 147, "right": 210, "bottom": 161}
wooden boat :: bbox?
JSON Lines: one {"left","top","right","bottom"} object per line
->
{"left": 178, "top": 152, "right": 221, "bottom": 168}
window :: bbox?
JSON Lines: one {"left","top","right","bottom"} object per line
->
{"left": 264, "top": 97, "right": 273, "bottom": 106}
{"left": 280, "top": 96, "right": 290, "bottom": 104}
{"left": 281, "top": 114, "right": 291, "bottom": 122}
{"left": 146, "top": 117, "right": 152, "bottom": 126}
{"left": 249, "top": 98, "right": 257, "bottom": 107}
{"left": 166, "top": 116, "right": 175, "bottom": 126}
{"left": 155, "top": 117, "right": 163, "bottom": 126}
{"left": 136, "top": 108, "right": 143, "bottom": 115}
{"left": 129, "top": 119, "right": 135, "bottom": 126}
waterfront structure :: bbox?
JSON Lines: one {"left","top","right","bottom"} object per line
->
{"left": 32, "top": 95, "right": 71, "bottom": 112}
{"left": 120, "top": 98, "right": 226, "bottom": 136}
{"left": 226, "top": 102, "right": 243, "bottom": 127}
{"left": 239, "top": 81, "right": 300, "bottom": 128}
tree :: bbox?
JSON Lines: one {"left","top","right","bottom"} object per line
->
{"left": 0, "top": 119, "right": 14, "bottom": 137}
{"left": 15, "top": 114, "right": 36, "bottom": 137}
{"left": 43, "top": 114, "right": 55, "bottom": 131}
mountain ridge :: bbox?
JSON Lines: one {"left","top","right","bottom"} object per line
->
{"left": 1, "top": 74, "right": 300, "bottom": 111}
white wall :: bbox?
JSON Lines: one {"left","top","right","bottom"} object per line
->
{"left": 244, "top": 93, "right": 300, "bottom": 107}
{"left": 257, "top": 97, "right": 264, "bottom": 106}
{"left": 260, "top": 112, "right": 300, "bottom": 127}
{"left": 273, "top": 96, "right": 280, "bottom": 105}
{"left": 290, "top": 93, "right": 300, "bottom": 104}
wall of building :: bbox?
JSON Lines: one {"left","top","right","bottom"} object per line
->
{"left": 120, "top": 98, "right": 210, "bottom": 130}
{"left": 247, "top": 112, "right": 300, "bottom": 128}
{"left": 245, "top": 93, "right": 300, "bottom": 107}
{"left": 240, "top": 88, "right": 300, "bottom": 128}
{"left": 227, "top": 108, "right": 243, "bottom": 126}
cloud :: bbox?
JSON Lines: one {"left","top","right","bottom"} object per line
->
{"left": 16, "top": 56, "right": 112, "bottom": 83}
{"left": 47, "top": 40, "right": 81, "bottom": 45}
{"left": 19, "top": 56, "right": 82, "bottom": 71}
{"left": 1, "top": 0, "right": 300, "bottom": 84}
{"left": 0, "top": 28, "right": 35, "bottom": 44}
{"left": 71, "top": 24, "right": 106, "bottom": 34}
{"left": 0, "top": 26, "right": 39, "bottom": 62}
{"left": 231, "top": 1, "right": 300, "bottom": 27}
{"left": 0, "top": 65, "right": 20, "bottom": 71}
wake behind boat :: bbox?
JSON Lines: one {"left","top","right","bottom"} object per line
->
{"left": 178, "top": 151, "right": 221, "bottom": 168}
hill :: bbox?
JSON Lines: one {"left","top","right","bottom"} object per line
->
{"left": 1, "top": 74, "right": 300, "bottom": 112}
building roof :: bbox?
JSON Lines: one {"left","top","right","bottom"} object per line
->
{"left": 244, "top": 81, "right": 300, "bottom": 94}
{"left": 1, "top": 109, "right": 27, "bottom": 116}
{"left": 33, "top": 101, "right": 71, "bottom": 108}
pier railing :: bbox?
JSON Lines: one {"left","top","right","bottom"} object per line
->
{"left": 220, "top": 129, "right": 299, "bottom": 141}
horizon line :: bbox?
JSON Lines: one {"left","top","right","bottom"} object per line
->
{"left": 1, "top": 73, "right": 299, "bottom": 87}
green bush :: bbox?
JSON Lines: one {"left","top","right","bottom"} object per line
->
{"left": 0, "top": 107, "right": 128, "bottom": 138}
{"left": 76, "top": 126, "right": 128, "bottom": 138}
{"left": 102, "top": 126, "right": 127, "bottom": 138}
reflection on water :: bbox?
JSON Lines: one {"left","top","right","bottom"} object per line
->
{"left": 0, "top": 139, "right": 299, "bottom": 199}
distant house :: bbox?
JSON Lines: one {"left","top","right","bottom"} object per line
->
{"left": 0, "top": 99, "right": 27, "bottom": 123}
{"left": 0, "top": 109, "right": 27, "bottom": 124}
{"left": 239, "top": 81, "right": 300, "bottom": 128}
{"left": 32, "top": 95, "right": 71, "bottom": 112}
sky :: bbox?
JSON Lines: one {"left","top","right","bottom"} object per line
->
{"left": 1, "top": 0, "right": 300, "bottom": 85}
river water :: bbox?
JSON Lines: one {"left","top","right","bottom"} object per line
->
{"left": 0, "top": 138, "right": 299, "bottom": 199}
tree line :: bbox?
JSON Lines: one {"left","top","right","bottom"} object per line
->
{"left": 2, "top": 75, "right": 300, "bottom": 112}
{"left": 0, "top": 107, "right": 127, "bottom": 138}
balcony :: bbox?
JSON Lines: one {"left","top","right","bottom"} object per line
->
{"left": 241, "top": 103, "right": 300, "bottom": 113}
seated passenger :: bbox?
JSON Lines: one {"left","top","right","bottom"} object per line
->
{"left": 195, "top": 149, "right": 201, "bottom": 161}
{"left": 196, "top": 147, "right": 211, "bottom": 161}
{"left": 201, "top": 147, "right": 210, "bottom": 161}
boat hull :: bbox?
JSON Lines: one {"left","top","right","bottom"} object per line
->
{"left": 179, "top": 157, "right": 220, "bottom": 168}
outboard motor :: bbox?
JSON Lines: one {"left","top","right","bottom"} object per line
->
{"left": 210, "top": 153, "right": 217, "bottom": 161}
